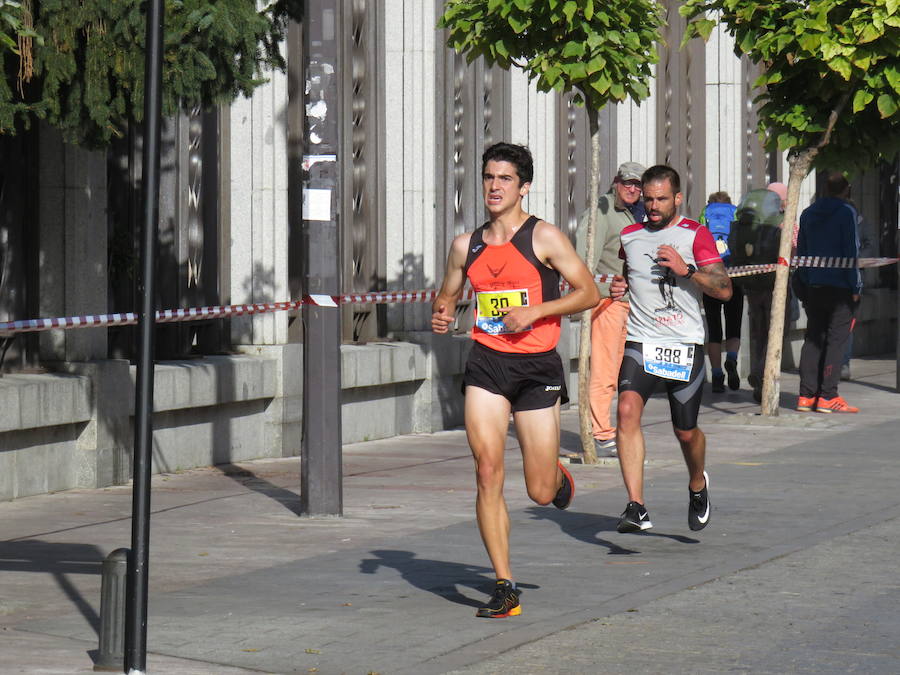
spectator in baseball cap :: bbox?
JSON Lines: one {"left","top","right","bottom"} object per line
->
{"left": 572, "top": 160, "right": 646, "bottom": 458}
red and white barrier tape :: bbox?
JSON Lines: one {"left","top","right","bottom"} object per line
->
{"left": 1, "top": 257, "right": 895, "bottom": 335}
{"left": 725, "top": 256, "right": 898, "bottom": 278}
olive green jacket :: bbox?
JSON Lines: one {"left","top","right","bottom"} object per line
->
{"left": 574, "top": 191, "right": 637, "bottom": 299}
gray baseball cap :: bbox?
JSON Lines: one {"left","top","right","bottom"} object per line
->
{"left": 616, "top": 161, "right": 646, "bottom": 182}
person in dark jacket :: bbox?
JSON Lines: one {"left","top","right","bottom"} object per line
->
{"left": 794, "top": 172, "right": 861, "bottom": 413}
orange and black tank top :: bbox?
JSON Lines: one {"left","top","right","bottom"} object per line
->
{"left": 463, "top": 215, "right": 561, "bottom": 354}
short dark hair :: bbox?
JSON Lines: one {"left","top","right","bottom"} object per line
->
{"left": 707, "top": 191, "right": 732, "bottom": 204}
{"left": 482, "top": 142, "right": 534, "bottom": 185}
{"left": 824, "top": 172, "right": 850, "bottom": 198}
{"left": 642, "top": 165, "right": 681, "bottom": 193}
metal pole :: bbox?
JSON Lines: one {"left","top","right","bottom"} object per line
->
{"left": 125, "top": 0, "right": 164, "bottom": 671}
{"left": 301, "top": 0, "right": 343, "bottom": 516}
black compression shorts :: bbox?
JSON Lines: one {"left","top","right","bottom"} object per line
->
{"left": 617, "top": 340, "right": 705, "bottom": 430}
{"left": 703, "top": 285, "right": 744, "bottom": 343}
{"left": 463, "top": 341, "right": 568, "bottom": 412}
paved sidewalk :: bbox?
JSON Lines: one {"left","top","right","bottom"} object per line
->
{"left": 1, "top": 357, "right": 897, "bottom": 674}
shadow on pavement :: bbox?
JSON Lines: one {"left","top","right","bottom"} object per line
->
{"left": 559, "top": 428, "right": 582, "bottom": 454}
{"left": 0, "top": 540, "right": 103, "bottom": 633}
{"left": 216, "top": 463, "right": 303, "bottom": 516}
{"left": 702, "top": 386, "right": 807, "bottom": 414}
{"left": 526, "top": 507, "right": 699, "bottom": 553}
{"left": 358, "top": 549, "right": 539, "bottom": 609}
{"left": 845, "top": 379, "right": 898, "bottom": 394}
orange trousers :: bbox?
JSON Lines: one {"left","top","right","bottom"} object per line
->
{"left": 588, "top": 299, "right": 629, "bottom": 441}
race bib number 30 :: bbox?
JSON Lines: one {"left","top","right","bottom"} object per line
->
{"left": 643, "top": 342, "right": 695, "bottom": 382}
{"left": 475, "top": 289, "right": 531, "bottom": 335}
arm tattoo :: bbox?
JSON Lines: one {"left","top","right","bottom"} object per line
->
{"left": 697, "top": 262, "right": 731, "bottom": 295}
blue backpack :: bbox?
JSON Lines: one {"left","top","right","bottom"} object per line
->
{"left": 703, "top": 202, "right": 737, "bottom": 261}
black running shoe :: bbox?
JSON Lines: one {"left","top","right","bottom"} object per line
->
{"left": 724, "top": 359, "right": 740, "bottom": 390}
{"left": 688, "top": 471, "right": 710, "bottom": 531}
{"left": 711, "top": 373, "right": 725, "bottom": 393}
{"left": 476, "top": 579, "right": 521, "bottom": 618}
{"left": 748, "top": 374, "right": 762, "bottom": 403}
{"left": 552, "top": 461, "right": 574, "bottom": 510}
{"left": 617, "top": 501, "right": 652, "bottom": 533}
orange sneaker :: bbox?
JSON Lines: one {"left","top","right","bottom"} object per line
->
{"left": 796, "top": 396, "right": 817, "bottom": 412}
{"left": 552, "top": 461, "right": 575, "bottom": 510}
{"left": 816, "top": 396, "right": 858, "bottom": 413}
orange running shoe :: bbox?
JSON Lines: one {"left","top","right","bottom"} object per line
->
{"left": 816, "top": 396, "right": 858, "bottom": 413}
{"left": 552, "top": 461, "right": 575, "bottom": 510}
{"left": 476, "top": 579, "right": 521, "bottom": 618}
{"left": 796, "top": 396, "right": 817, "bottom": 412}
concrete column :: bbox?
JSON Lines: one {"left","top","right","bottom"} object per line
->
{"left": 38, "top": 127, "right": 108, "bottom": 362}
{"left": 384, "top": 0, "right": 438, "bottom": 333}
{"left": 228, "top": 64, "right": 290, "bottom": 346}
{"left": 509, "top": 69, "right": 557, "bottom": 223}
{"left": 616, "top": 65, "right": 658, "bottom": 171}
{"left": 705, "top": 19, "right": 743, "bottom": 201}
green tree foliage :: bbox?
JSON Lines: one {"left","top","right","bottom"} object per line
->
{"left": 439, "top": 0, "right": 663, "bottom": 461}
{"left": 681, "top": 0, "right": 900, "bottom": 174}
{"left": 1, "top": 0, "right": 302, "bottom": 147}
{"left": 440, "top": 0, "right": 662, "bottom": 109}
{"left": 681, "top": 0, "right": 900, "bottom": 415}
{"left": 0, "top": 0, "right": 42, "bottom": 129}
{"left": 1, "top": 0, "right": 33, "bottom": 54}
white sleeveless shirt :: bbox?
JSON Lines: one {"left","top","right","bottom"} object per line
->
{"left": 619, "top": 217, "right": 721, "bottom": 345}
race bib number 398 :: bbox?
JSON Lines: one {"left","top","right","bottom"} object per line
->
{"left": 642, "top": 342, "right": 695, "bottom": 382}
{"left": 475, "top": 289, "right": 531, "bottom": 335}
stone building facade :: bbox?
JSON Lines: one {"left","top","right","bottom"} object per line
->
{"left": 0, "top": 1, "right": 896, "bottom": 500}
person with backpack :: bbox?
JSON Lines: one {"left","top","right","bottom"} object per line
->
{"left": 726, "top": 182, "right": 789, "bottom": 402}
{"left": 699, "top": 191, "right": 742, "bottom": 392}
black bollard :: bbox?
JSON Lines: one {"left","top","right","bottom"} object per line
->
{"left": 95, "top": 548, "right": 130, "bottom": 672}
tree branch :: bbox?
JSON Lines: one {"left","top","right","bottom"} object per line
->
{"left": 815, "top": 89, "right": 852, "bottom": 150}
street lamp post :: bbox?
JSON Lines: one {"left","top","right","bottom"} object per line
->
{"left": 125, "top": 0, "right": 164, "bottom": 671}
{"left": 301, "top": 0, "right": 343, "bottom": 516}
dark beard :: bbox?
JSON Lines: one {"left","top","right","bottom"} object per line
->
{"left": 645, "top": 212, "right": 676, "bottom": 231}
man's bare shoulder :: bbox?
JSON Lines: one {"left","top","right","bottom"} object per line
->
{"left": 450, "top": 230, "right": 474, "bottom": 248}
{"left": 447, "top": 230, "right": 476, "bottom": 264}
{"left": 532, "top": 219, "right": 578, "bottom": 265}
{"left": 532, "top": 218, "right": 567, "bottom": 242}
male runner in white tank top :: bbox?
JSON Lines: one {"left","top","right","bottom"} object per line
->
{"left": 610, "top": 165, "right": 732, "bottom": 533}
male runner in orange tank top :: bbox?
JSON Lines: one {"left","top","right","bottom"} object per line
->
{"left": 432, "top": 143, "right": 599, "bottom": 618}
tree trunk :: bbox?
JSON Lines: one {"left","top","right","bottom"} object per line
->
{"left": 760, "top": 149, "right": 815, "bottom": 415}
{"left": 578, "top": 109, "right": 602, "bottom": 462}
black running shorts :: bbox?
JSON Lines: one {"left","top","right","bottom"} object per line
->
{"left": 618, "top": 340, "right": 705, "bottom": 430}
{"left": 463, "top": 341, "right": 568, "bottom": 412}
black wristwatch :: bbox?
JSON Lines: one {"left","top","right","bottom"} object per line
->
{"left": 682, "top": 264, "right": 697, "bottom": 279}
